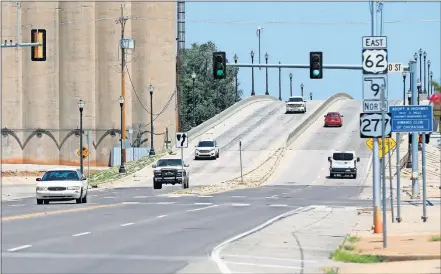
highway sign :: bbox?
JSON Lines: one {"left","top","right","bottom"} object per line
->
{"left": 362, "top": 36, "right": 387, "bottom": 49}
{"left": 363, "top": 99, "right": 389, "bottom": 113}
{"left": 176, "top": 132, "right": 188, "bottom": 148}
{"left": 363, "top": 75, "right": 388, "bottom": 100}
{"left": 362, "top": 49, "right": 388, "bottom": 74}
{"left": 365, "top": 137, "right": 397, "bottom": 159}
{"left": 77, "top": 147, "right": 89, "bottom": 158}
{"left": 389, "top": 105, "right": 434, "bottom": 133}
{"left": 360, "top": 112, "right": 392, "bottom": 138}
{"left": 387, "top": 63, "right": 403, "bottom": 73}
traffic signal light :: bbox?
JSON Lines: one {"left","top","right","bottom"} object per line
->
{"left": 409, "top": 133, "right": 431, "bottom": 144}
{"left": 309, "top": 51, "right": 323, "bottom": 79}
{"left": 213, "top": 52, "right": 226, "bottom": 79}
{"left": 31, "top": 29, "right": 46, "bottom": 61}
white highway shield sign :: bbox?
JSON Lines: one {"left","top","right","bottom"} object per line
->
{"left": 363, "top": 75, "right": 388, "bottom": 100}
{"left": 362, "top": 49, "right": 388, "bottom": 74}
{"left": 359, "top": 113, "right": 392, "bottom": 138}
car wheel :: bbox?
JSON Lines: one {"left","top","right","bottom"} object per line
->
{"left": 330, "top": 173, "right": 334, "bottom": 178}
{"left": 76, "top": 189, "right": 83, "bottom": 204}
{"left": 353, "top": 174, "right": 357, "bottom": 179}
{"left": 194, "top": 156, "right": 199, "bottom": 160}
{"left": 43, "top": 199, "right": 50, "bottom": 204}
{"left": 216, "top": 152, "right": 219, "bottom": 158}
{"left": 81, "top": 192, "right": 88, "bottom": 203}
{"left": 37, "top": 199, "right": 43, "bottom": 205}
{"left": 153, "top": 180, "right": 162, "bottom": 190}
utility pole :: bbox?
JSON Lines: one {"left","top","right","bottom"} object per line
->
{"left": 176, "top": 1, "right": 186, "bottom": 132}
{"left": 117, "top": 5, "right": 129, "bottom": 165}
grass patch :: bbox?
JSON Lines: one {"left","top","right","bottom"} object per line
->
{"left": 342, "top": 245, "right": 355, "bottom": 251}
{"left": 429, "top": 235, "right": 441, "bottom": 242}
{"left": 346, "top": 236, "right": 360, "bottom": 244}
{"left": 321, "top": 267, "right": 339, "bottom": 274}
{"left": 88, "top": 152, "right": 166, "bottom": 187}
{"left": 331, "top": 247, "right": 386, "bottom": 263}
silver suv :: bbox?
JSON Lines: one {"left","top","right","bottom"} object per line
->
{"left": 194, "top": 139, "right": 220, "bottom": 160}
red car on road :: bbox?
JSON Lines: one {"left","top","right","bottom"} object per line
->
{"left": 324, "top": 112, "right": 343, "bottom": 127}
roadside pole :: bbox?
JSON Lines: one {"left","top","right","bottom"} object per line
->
{"left": 380, "top": 84, "right": 388, "bottom": 248}
{"left": 239, "top": 141, "right": 243, "bottom": 185}
{"left": 421, "top": 133, "right": 428, "bottom": 222}
{"left": 388, "top": 141, "right": 394, "bottom": 223}
{"left": 410, "top": 60, "right": 419, "bottom": 199}
{"left": 396, "top": 132, "right": 402, "bottom": 222}
{"left": 87, "top": 130, "right": 90, "bottom": 178}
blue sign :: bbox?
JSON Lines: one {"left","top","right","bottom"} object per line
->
{"left": 389, "top": 105, "right": 433, "bottom": 133}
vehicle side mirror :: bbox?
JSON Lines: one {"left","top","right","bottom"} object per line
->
{"left": 341, "top": 115, "right": 344, "bottom": 117}
{"left": 82, "top": 176, "right": 87, "bottom": 180}
{"left": 327, "top": 157, "right": 331, "bottom": 162}
{"left": 324, "top": 115, "right": 327, "bottom": 117}
{"left": 36, "top": 178, "right": 41, "bottom": 181}
{"left": 184, "top": 164, "right": 189, "bottom": 167}
{"left": 357, "top": 157, "right": 360, "bottom": 162}
{"left": 152, "top": 164, "right": 157, "bottom": 168}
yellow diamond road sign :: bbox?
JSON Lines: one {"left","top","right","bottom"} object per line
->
{"left": 365, "top": 137, "right": 397, "bottom": 159}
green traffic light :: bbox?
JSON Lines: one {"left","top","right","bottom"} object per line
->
{"left": 313, "top": 70, "right": 320, "bottom": 77}
{"left": 217, "top": 70, "right": 224, "bottom": 76}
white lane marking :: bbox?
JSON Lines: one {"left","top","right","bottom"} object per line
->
{"left": 133, "top": 196, "right": 149, "bottom": 199}
{"left": 157, "top": 202, "right": 176, "bottom": 205}
{"left": 91, "top": 195, "right": 98, "bottom": 197}
{"left": 231, "top": 203, "right": 250, "bottom": 207}
{"left": 166, "top": 195, "right": 181, "bottom": 198}
{"left": 221, "top": 254, "right": 317, "bottom": 263}
{"left": 231, "top": 196, "right": 246, "bottom": 198}
{"left": 7, "top": 245, "right": 32, "bottom": 252}
{"left": 194, "top": 202, "right": 213, "bottom": 205}
{"left": 211, "top": 206, "right": 310, "bottom": 274}
{"left": 223, "top": 261, "right": 302, "bottom": 269}
{"left": 122, "top": 202, "right": 140, "bottom": 205}
{"left": 187, "top": 205, "right": 218, "bottom": 212}
{"left": 269, "top": 204, "right": 288, "bottom": 207}
{"left": 317, "top": 176, "right": 321, "bottom": 179}
{"left": 7, "top": 204, "right": 26, "bottom": 207}
{"left": 120, "top": 223, "right": 134, "bottom": 227}
{"left": 198, "top": 195, "right": 213, "bottom": 198}
{"left": 72, "top": 232, "right": 91, "bottom": 237}
{"left": 103, "top": 197, "right": 115, "bottom": 199}
{"left": 157, "top": 215, "right": 167, "bottom": 218}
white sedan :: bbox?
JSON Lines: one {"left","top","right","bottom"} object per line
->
{"left": 36, "top": 168, "right": 89, "bottom": 204}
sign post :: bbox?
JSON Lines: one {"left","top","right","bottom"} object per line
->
{"left": 361, "top": 35, "right": 389, "bottom": 244}
{"left": 175, "top": 132, "right": 188, "bottom": 172}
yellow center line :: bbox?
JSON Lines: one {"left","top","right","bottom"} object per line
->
{"left": 1, "top": 203, "right": 124, "bottom": 221}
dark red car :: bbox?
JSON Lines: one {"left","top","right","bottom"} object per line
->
{"left": 324, "top": 112, "right": 343, "bottom": 127}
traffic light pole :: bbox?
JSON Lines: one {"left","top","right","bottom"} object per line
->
{"left": 228, "top": 63, "right": 410, "bottom": 71}
{"left": 1, "top": 42, "right": 42, "bottom": 48}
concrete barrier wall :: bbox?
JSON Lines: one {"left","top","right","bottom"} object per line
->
{"left": 286, "top": 93, "right": 354, "bottom": 146}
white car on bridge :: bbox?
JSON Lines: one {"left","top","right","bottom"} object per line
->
{"left": 285, "top": 96, "right": 307, "bottom": 113}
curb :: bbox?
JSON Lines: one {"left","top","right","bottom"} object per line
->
{"left": 380, "top": 254, "right": 441, "bottom": 262}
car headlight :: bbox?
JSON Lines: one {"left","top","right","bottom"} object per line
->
{"left": 67, "top": 186, "right": 81, "bottom": 190}
{"left": 36, "top": 186, "right": 47, "bottom": 191}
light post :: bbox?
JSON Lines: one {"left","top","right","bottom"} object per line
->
{"left": 418, "top": 49, "right": 422, "bottom": 91}
{"left": 406, "top": 89, "right": 412, "bottom": 168}
{"left": 149, "top": 84, "right": 156, "bottom": 156}
{"left": 251, "top": 50, "right": 255, "bottom": 96}
{"left": 300, "top": 83, "right": 304, "bottom": 98}
{"left": 191, "top": 72, "right": 196, "bottom": 127}
{"left": 118, "top": 96, "right": 126, "bottom": 173}
{"left": 423, "top": 51, "right": 427, "bottom": 93}
{"left": 256, "top": 27, "right": 263, "bottom": 69}
{"left": 265, "top": 53, "right": 269, "bottom": 95}
{"left": 430, "top": 71, "right": 433, "bottom": 95}
{"left": 427, "top": 60, "right": 431, "bottom": 94}
{"left": 78, "top": 99, "right": 85, "bottom": 175}
{"left": 402, "top": 71, "right": 407, "bottom": 105}
{"left": 289, "top": 73, "right": 293, "bottom": 97}
{"left": 417, "top": 78, "right": 421, "bottom": 104}
{"left": 234, "top": 54, "right": 239, "bottom": 101}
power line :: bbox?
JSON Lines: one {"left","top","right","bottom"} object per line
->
{"left": 125, "top": 64, "right": 158, "bottom": 116}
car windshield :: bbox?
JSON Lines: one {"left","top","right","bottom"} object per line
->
{"left": 333, "top": 153, "right": 354, "bottom": 161}
{"left": 41, "top": 170, "right": 80, "bottom": 181}
{"left": 327, "top": 113, "right": 340, "bottom": 117}
{"left": 198, "top": 141, "right": 214, "bottom": 147}
{"left": 289, "top": 97, "right": 303, "bottom": 102}
{"left": 157, "top": 159, "right": 183, "bottom": 167}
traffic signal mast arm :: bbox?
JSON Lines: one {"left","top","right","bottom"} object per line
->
{"left": 227, "top": 62, "right": 410, "bottom": 71}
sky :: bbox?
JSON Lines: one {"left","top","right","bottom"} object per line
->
{"left": 184, "top": 1, "right": 441, "bottom": 101}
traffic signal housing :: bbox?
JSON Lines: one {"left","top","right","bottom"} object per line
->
{"left": 309, "top": 51, "right": 323, "bottom": 79}
{"left": 213, "top": 52, "right": 226, "bottom": 79}
{"left": 409, "top": 133, "right": 431, "bottom": 144}
{"left": 31, "top": 29, "right": 46, "bottom": 61}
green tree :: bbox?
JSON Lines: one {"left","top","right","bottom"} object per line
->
{"left": 431, "top": 80, "right": 440, "bottom": 94}
{"left": 179, "top": 42, "right": 242, "bottom": 131}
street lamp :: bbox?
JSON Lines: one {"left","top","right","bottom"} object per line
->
{"left": 300, "top": 83, "right": 304, "bottom": 98}
{"left": 427, "top": 60, "right": 431, "bottom": 94}
{"left": 77, "top": 99, "right": 85, "bottom": 175}
{"left": 417, "top": 78, "right": 421, "bottom": 105}
{"left": 149, "top": 84, "right": 156, "bottom": 156}
{"left": 289, "top": 73, "right": 293, "bottom": 97}
{"left": 430, "top": 71, "right": 433, "bottom": 95}
{"left": 406, "top": 89, "right": 412, "bottom": 168}
{"left": 265, "top": 53, "right": 269, "bottom": 95}
{"left": 251, "top": 50, "right": 255, "bottom": 96}
{"left": 234, "top": 54, "right": 239, "bottom": 101}
{"left": 256, "top": 26, "right": 263, "bottom": 70}
{"left": 413, "top": 52, "right": 418, "bottom": 61}
{"left": 407, "top": 89, "right": 412, "bottom": 105}
{"left": 191, "top": 72, "right": 196, "bottom": 127}
{"left": 423, "top": 51, "right": 427, "bottom": 93}
{"left": 418, "top": 49, "right": 422, "bottom": 91}
{"left": 402, "top": 71, "right": 407, "bottom": 105}
{"left": 118, "top": 96, "right": 126, "bottom": 173}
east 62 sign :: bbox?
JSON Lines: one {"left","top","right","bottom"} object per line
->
{"left": 359, "top": 113, "right": 392, "bottom": 138}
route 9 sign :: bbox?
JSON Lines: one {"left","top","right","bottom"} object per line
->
{"left": 360, "top": 113, "right": 392, "bottom": 138}
{"left": 362, "top": 49, "right": 388, "bottom": 74}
